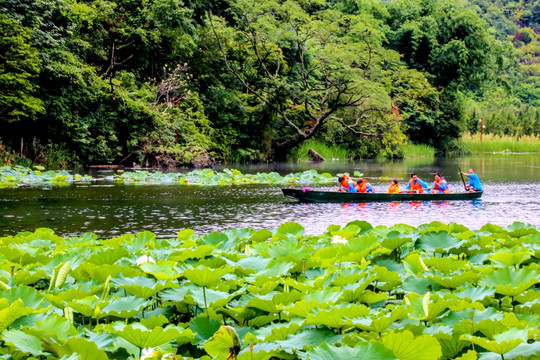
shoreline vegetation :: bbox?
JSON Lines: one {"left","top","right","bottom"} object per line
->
{"left": 0, "top": 221, "right": 538, "bottom": 359}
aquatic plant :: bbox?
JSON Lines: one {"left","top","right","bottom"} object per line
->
{"left": 0, "top": 221, "right": 538, "bottom": 359}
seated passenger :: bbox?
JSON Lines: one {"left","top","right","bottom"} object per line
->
{"left": 431, "top": 173, "right": 449, "bottom": 194}
{"left": 356, "top": 178, "right": 375, "bottom": 193}
{"left": 387, "top": 179, "right": 399, "bottom": 193}
{"left": 405, "top": 173, "right": 429, "bottom": 193}
{"left": 337, "top": 175, "right": 357, "bottom": 192}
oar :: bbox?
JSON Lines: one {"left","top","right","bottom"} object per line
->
{"left": 458, "top": 167, "right": 467, "bottom": 191}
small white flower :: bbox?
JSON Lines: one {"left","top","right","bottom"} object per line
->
{"left": 135, "top": 255, "right": 156, "bottom": 265}
{"left": 140, "top": 348, "right": 156, "bottom": 360}
{"left": 331, "top": 236, "right": 347, "bottom": 244}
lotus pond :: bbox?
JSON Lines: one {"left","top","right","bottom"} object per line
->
{"left": 0, "top": 221, "right": 538, "bottom": 360}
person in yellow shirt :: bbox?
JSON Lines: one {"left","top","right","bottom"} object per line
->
{"left": 387, "top": 179, "right": 399, "bottom": 193}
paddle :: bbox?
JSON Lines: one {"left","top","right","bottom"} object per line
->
{"left": 458, "top": 167, "right": 467, "bottom": 191}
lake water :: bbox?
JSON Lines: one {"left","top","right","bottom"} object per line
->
{"left": 1, "top": 154, "right": 539, "bottom": 238}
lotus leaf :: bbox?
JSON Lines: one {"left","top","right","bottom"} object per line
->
{"left": 305, "top": 304, "right": 370, "bottom": 330}
{"left": 381, "top": 330, "right": 442, "bottom": 360}
{"left": 183, "top": 266, "right": 230, "bottom": 287}
{"left": 479, "top": 266, "right": 539, "bottom": 297}
{"left": 247, "top": 261, "right": 295, "bottom": 281}
{"left": 86, "top": 248, "right": 129, "bottom": 265}
{"left": 453, "top": 286, "right": 496, "bottom": 302}
{"left": 99, "top": 296, "right": 148, "bottom": 319}
{"left": 476, "top": 341, "right": 540, "bottom": 360}
{"left": 71, "top": 263, "right": 130, "bottom": 283}
{"left": 244, "top": 290, "right": 302, "bottom": 313}
{"left": 112, "top": 322, "right": 193, "bottom": 350}
{"left": 30, "top": 314, "right": 78, "bottom": 341}
{"left": 426, "top": 270, "right": 479, "bottom": 289}
{"left": 139, "top": 262, "right": 180, "bottom": 280}
{"left": 405, "top": 292, "right": 455, "bottom": 322}
{"left": 343, "top": 235, "right": 379, "bottom": 262}
{"left": 0, "top": 299, "right": 33, "bottom": 332}
{"left": 300, "top": 342, "right": 397, "bottom": 360}
{"left": 276, "top": 222, "right": 305, "bottom": 235}
{"left": 271, "top": 328, "right": 342, "bottom": 352}
{"left": 169, "top": 244, "right": 215, "bottom": 262}
{"left": 189, "top": 316, "right": 222, "bottom": 343}
{"left": 302, "top": 287, "right": 343, "bottom": 305}
{"left": 351, "top": 308, "right": 409, "bottom": 333}
{"left": 461, "top": 328, "right": 527, "bottom": 355}
{"left": 381, "top": 236, "right": 413, "bottom": 252}
{"left": 1, "top": 286, "right": 48, "bottom": 310}
{"left": 203, "top": 325, "right": 241, "bottom": 359}
{"left": 415, "top": 231, "right": 464, "bottom": 253}
{"left": 402, "top": 254, "right": 429, "bottom": 275}
{"left": 423, "top": 257, "right": 469, "bottom": 274}
{"left": 489, "top": 247, "right": 531, "bottom": 267}
{"left": 58, "top": 337, "right": 109, "bottom": 360}
{"left": 112, "top": 275, "right": 171, "bottom": 299}
{"left": 251, "top": 321, "right": 302, "bottom": 342}
{"left": 1, "top": 330, "right": 46, "bottom": 356}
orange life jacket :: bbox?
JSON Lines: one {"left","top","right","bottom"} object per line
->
{"left": 356, "top": 181, "right": 367, "bottom": 193}
{"left": 433, "top": 179, "right": 449, "bottom": 194}
{"left": 408, "top": 179, "right": 424, "bottom": 193}
{"left": 387, "top": 184, "right": 399, "bottom": 193}
{"left": 341, "top": 176, "right": 352, "bottom": 191}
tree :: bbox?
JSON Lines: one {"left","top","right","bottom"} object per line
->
{"left": 209, "top": 0, "right": 401, "bottom": 159}
{"left": 0, "top": 15, "right": 43, "bottom": 127}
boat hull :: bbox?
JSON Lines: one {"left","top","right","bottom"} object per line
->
{"left": 281, "top": 188, "right": 483, "bottom": 203}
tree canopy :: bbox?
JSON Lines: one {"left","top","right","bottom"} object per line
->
{"left": 0, "top": 0, "right": 534, "bottom": 166}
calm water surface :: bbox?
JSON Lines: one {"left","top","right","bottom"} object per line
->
{"left": 1, "top": 154, "right": 539, "bottom": 238}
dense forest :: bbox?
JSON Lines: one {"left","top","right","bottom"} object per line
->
{"left": 0, "top": 0, "right": 538, "bottom": 167}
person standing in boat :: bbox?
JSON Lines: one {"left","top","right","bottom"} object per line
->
{"left": 405, "top": 173, "right": 429, "bottom": 193}
{"left": 356, "top": 178, "right": 375, "bottom": 193}
{"left": 460, "top": 168, "right": 483, "bottom": 192}
{"left": 337, "top": 175, "right": 357, "bottom": 192}
{"left": 387, "top": 179, "right": 399, "bottom": 193}
{"left": 431, "top": 173, "right": 449, "bottom": 194}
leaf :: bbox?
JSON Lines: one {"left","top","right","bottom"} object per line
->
{"left": 381, "top": 330, "right": 442, "bottom": 360}
{"left": 113, "top": 323, "right": 193, "bottom": 349}
{"left": 183, "top": 266, "right": 229, "bottom": 287}
{"left": 415, "top": 231, "right": 463, "bottom": 253}
{"left": 2, "top": 330, "right": 45, "bottom": 355}
{"left": 0, "top": 299, "right": 30, "bottom": 332}
{"left": 60, "top": 337, "right": 109, "bottom": 360}
{"left": 204, "top": 325, "right": 241, "bottom": 359}
{"left": 49, "top": 261, "right": 71, "bottom": 290}
{"left": 300, "top": 342, "right": 397, "bottom": 360}
{"left": 479, "top": 266, "right": 538, "bottom": 297}
{"left": 277, "top": 222, "right": 304, "bottom": 235}
{"left": 99, "top": 296, "right": 147, "bottom": 319}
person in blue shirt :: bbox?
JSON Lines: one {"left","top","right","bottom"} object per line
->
{"left": 405, "top": 173, "right": 430, "bottom": 193}
{"left": 337, "top": 175, "right": 357, "bottom": 192}
{"left": 461, "top": 168, "right": 483, "bottom": 192}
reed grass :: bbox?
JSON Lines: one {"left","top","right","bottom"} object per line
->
{"left": 461, "top": 133, "right": 540, "bottom": 153}
{"left": 403, "top": 143, "right": 435, "bottom": 158}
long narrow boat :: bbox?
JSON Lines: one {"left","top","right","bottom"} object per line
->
{"left": 282, "top": 188, "right": 483, "bottom": 203}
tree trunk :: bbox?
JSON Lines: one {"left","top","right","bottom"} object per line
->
{"left": 308, "top": 148, "right": 325, "bottom": 162}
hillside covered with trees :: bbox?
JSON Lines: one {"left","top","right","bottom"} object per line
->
{"left": 0, "top": 0, "right": 538, "bottom": 167}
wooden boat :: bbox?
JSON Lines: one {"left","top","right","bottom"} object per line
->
{"left": 282, "top": 188, "right": 483, "bottom": 203}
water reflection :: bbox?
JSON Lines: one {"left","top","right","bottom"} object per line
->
{"left": 1, "top": 154, "right": 540, "bottom": 237}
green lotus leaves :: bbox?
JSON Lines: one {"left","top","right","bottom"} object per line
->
{"left": 0, "top": 222, "right": 538, "bottom": 359}
{"left": 381, "top": 330, "right": 442, "bottom": 360}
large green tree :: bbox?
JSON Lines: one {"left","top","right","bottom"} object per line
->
{"left": 207, "top": 0, "right": 407, "bottom": 159}
{"left": 0, "top": 14, "right": 43, "bottom": 143}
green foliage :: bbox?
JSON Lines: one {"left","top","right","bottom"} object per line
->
{"left": 0, "top": 14, "right": 44, "bottom": 147}
{"left": 0, "top": 221, "right": 538, "bottom": 359}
